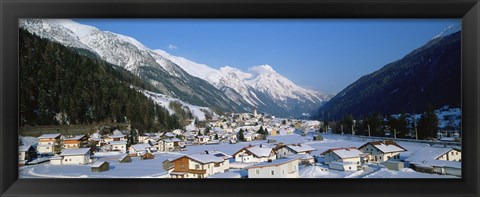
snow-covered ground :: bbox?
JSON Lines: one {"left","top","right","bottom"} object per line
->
{"left": 19, "top": 133, "right": 458, "bottom": 179}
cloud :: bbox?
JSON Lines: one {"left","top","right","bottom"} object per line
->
{"left": 167, "top": 44, "right": 178, "bottom": 50}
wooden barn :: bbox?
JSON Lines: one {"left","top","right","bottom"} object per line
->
{"left": 91, "top": 161, "right": 109, "bottom": 172}
{"left": 118, "top": 154, "right": 132, "bottom": 163}
{"left": 140, "top": 152, "right": 155, "bottom": 160}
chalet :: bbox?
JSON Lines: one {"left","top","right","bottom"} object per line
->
{"left": 63, "top": 135, "right": 89, "bottom": 149}
{"left": 243, "top": 133, "right": 254, "bottom": 142}
{"left": 246, "top": 155, "right": 301, "bottom": 178}
{"left": 320, "top": 147, "right": 367, "bottom": 165}
{"left": 275, "top": 143, "right": 316, "bottom": 164}
{"left": 358, "top": 141, "right": 407, "bottom": 163}
{"left": 157, "top": 138, "right": 185, "bottom": 152}
{"left": 161, "top": 132, "right": 176, "bottom": 139}
{"left": 51, "top": 148, "right": 92, "bottom": 165}
{"left": 37, "top": 134, "right": 63, "bottom": 155}
{"left": 138, "top": 133, "right": 154, "bottom": 143}
{"left": 109, "top": 141, "right": 127, "bottom": 153}
{"left": 172, "top": 129, "right": 184, "bottom": 135}
{"left": 129, "top": 144, "right": 154, "bottom": 156}
{"left": 91, "top": 161, "right": 109, "bottom": 172}
{"left": 19, "top": 145, "right": 36, "bottom": 165}
{"left": 232, "top": 145, "right": 276, "bottom": 163}
{"left": 89, "top": 135, "right": 104, "bottom": 147}
{"left": 170, "top": 152, "right": 230, "bottom": 178}
{"left": 104, "top": 133, "right": 127, "bottom": 143}
{"left": 405, "top": 146, "right": 461, "bottom": 177}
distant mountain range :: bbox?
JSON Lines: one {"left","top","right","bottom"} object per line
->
{"left": 20, "top": 19, "right": 331, "bottom": 117}
{"left": 315, "top": 30, "right": 461, "bottom": 120}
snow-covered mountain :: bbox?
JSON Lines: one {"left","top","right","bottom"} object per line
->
{"left": 20, "top": 19, "right": 331, "bottom": 117}
{"left": 153, "top": 50, "right": 332, "bottom": 117}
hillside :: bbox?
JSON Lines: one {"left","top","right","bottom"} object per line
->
{"left": 19, "top": 28, "right": 181, "bottom": 132}
{"left": 316, "top": 31, "right": 461, "bottom": 120}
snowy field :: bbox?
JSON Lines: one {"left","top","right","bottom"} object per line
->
{"left": 19, "top": 133, "right": 459, "bottom": 178}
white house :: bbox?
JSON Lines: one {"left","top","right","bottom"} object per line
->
{"left": 275, "top": 143, "right": 316, "bottom": 164}
{"left": 51, "top": 148, "right": 92, "bottom": 165}
{"left": 37, "top": 134, "right": 62, "bottom": 155}
{"left": 170, "top": 152, "right": 230, "bottom": 178}
{"left": 358, "top": 140, "right": 407, "bottom": 163}
{"left": 232, "top": 145, "right": 276, "bottom": 163}
{"left": 109, "top": 141, "right": 127, "bottom": 153}
{"left": 246, "top": 155, "right": 301, "bottom": 178}
{"left": 104, "top": 134, "right": 127, "bottom": 143}
{"left": 158, "top": 138, "right": 185, "bottom": 152}
{"left": 320, "top": 147, "right": 367, "bottom": 165}
{"left": 129, "top": 144, "right": 154, "bottom": 156}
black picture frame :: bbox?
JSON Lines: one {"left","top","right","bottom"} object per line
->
{"left": 1, "top": 0, "right": 479, "bottom": 196}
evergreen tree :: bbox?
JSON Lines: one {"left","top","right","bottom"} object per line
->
{"left": 417, "top": 104, "right": 439, "bottom": 139}
{"left": 214, "top": 134, "right": 219, "bottom": 140}
{"left": 238, "top": 129, "right": 245, "bottom": 141}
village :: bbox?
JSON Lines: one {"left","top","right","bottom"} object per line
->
{"left": 19, "top": 108, "right": 461, "bottom": 179}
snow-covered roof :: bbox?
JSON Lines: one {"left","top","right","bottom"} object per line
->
{"left": 60, "top": 148, "right": 91, "bottom": 156}
{"left": 130, "top": 144, "right": 152, "bottom": 151}
{"left": 65, "top": 135, "right": 86, "bottom": 140}
{"left": 19, "top": 145, "right": 31, "bottom": 152}
{"left": 286, "top": 144, "right": 316, "bottom": 153}
{"left": 91, "top": 161, "right": 108, "bottom": 168}
{"left": 321, "top": 147, "right": 365, "bottom": 159}
{"left": 163, "top": 138, "right": 182, "bottom": 143}
{"left": 330, "top": 161, "right": 357, "bottom": 166}
{"left": 359, "top": 141, "right": 406, "bottom": 153}
{"left": 38, "top": 133, "right": 61, "bottom": 139}
{"left": 107, "top": 134, "right": 125, "bottom": 138}
{"left": 235, "top": 145, "right": 273, "bottom": 158}
{"left": 207, "top": 172, "right": 241, "bottom": 178}
{"left": 406, "top": 146, "right": 460, "bottom": 162}
{"left": 90, "top": 137, "right": 103, "bottom": 141}
{"left": 196, "top": 136, "right": 210, "bottom": 139}
{"left": 186, "top": 153, "right": 224, "bottom": 164}
{"left": 109, "top": 141, "right": 127, "bottom": 145}
{"left": 246, "top": 155, "right": 301, "bottom": 169}
{"left": 410, "top": 159, "right": 461, "bottom": 169}
{"left": 208, "top": 150, "right": 233, "bottom": 159}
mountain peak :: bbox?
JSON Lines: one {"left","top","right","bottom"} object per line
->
{"left": 248, "top": 64, "right": 277, "bottom": 76}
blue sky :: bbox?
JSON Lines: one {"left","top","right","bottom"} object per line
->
{"left": 76, "top": 19, "right": 460, "bottom": 94}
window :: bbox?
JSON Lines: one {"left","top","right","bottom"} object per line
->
{"left": 451, "top": 152, "right": 454, "bottom": 155}
{"left": 271, "top": 170, "right": 275, "bottom": 175}
{"left": 256, "top": 169, "right": 259, "bottom": 174}
{"left": 456, "top": 152, "right": 458, "bottom": 155}
{"left": 195, "top": 164, "right": 200, "bottom": 169}
{"left": 283, "top": 170, "right": 285, "bottom": 175}
{"left": 387, "top": 156, "right": 391, "bottom": 160}
{"left": 349, "top": 167, "right": 352, "bottom": 170}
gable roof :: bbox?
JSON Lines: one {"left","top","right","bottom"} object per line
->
{"left": 232, "top": 145, "right": 274, "bottom": 158}
{"left": 358, "top": 140, "right": 407, "bottom": 153}
{"left": 285, "top": 144, "right": 316, "bottom": 153}
{"left": 109, "top": 141, "right": 127, "bottom": 145}
{"left": 19, "top": 145, "right": 32, "bottom": 152}
{"left": 320, "top": 147, "right": 365, "bottom": 159}
{"left": 38, "top": 134, "right": 61, "bottom": 139}
{"left": 130, "top": 143, "right": 152, "bottom": 151}
{"left": 65, "top": 135, "right": 86, "bottom": 141}
{"left": 60, "top": 148, "right": 91, "bottom": 156}
{"left": 405, "top": 146, "right": 461, "bottom": 162}
{"left": 172, "top": 153, "right": 224, "bottom": 164}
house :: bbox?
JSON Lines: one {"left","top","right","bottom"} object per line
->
{"left": 246, "top": 155, "right": 301, "bottom": 178}
{"left": 195, "top": 136, "right": 210, "bottom": 144}
{"left": 313, "top": 135, "right": 324, "bottom": 141}
{"left": 104, "top": 134, "right": 127, "bottom": 143}
{"left": 19, "top": 145, "right": 36, "bottom": 165}
{"left": 405, "top": 146, "right": 461, "bottom": 177}
{"left": 37, "top": 134, "right": 63, "bottom": 155}
{"left": 89, "top": 134, "right": 105, "bottom": 147}
{"left": 275, "top": 143, "right": 316, "bottom": 164}
{"left": 172, "top": 129, "right": 184, "bottom": 135}
{"left": 358, "top": 140, "right": 407, "bottom": 163}
{"left": 51, "top": 148, "right": 92, "bottom": 165}
{"left": 109, "top": 141, "right": 127, "bottom": 153}
{"left": 170, "top": 152, "right": 230, "bottom": 178}
{"left": 91, "top": 161, "right": 109, "bottom": 172}
{"left": 163, "top": 159, "right": 174, "bottom": 172}
{"left": 129, "top": 144, "right": 154, "bottom": 156}
{"left": 63, "top": 135, "right": 89, "bottom": 149}
{"left": 157, "top": 138, "right": 185, "bottom": 152}
{"left": 232, "top": 145, "right": 276, "bottom": 163}
{"left": 243, "top": 133, "right": 254, "bottom": 142}
{"left": 320, "top": 147, "right": 367, "bottom": 165}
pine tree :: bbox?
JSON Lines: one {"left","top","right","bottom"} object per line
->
{"left": 417, "top": 104, "right": 439, "bottom": 139}
{"left": 238, "top": 129, "right": 245, "bottom": 141}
